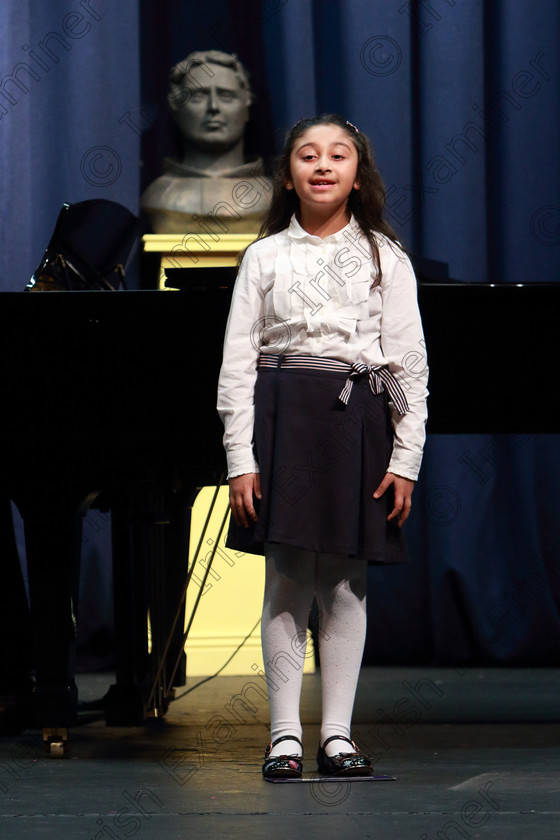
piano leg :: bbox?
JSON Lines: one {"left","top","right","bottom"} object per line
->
{"left": 0, "top": 497, "right": 34, "bottom": 735}
{"left": 20, "top": 493, "right": 82, "bottom": 755}
{"left": 144, "top": 486, "right": 190, "bottom": 715}
{"left": 159, "top": 488, "right": 189, "bottom": 689}
{"left": 103, "top": 494, "right": 148, "bottom": 725}
{"left": 105, "top": 484, "right": 189, "bottom": 724}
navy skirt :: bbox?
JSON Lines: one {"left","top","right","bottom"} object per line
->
{"left": 226, "top": 360, "right": 409, "bottom": 565}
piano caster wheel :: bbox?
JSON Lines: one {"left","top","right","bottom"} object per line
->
{"left": 43, "top": 727, "right": 69, "bottom": 758}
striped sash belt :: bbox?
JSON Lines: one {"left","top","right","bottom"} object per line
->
{"left": 258, "top": 354, "right": 409, "bottom": 415}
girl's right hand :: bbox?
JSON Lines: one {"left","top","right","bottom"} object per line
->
{"left": 228, "top": 473, "right": 262, "bottom": 527}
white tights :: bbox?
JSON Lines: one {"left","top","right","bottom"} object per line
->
{"left": 262, "top": 543, "right": 367, "bottom": 758}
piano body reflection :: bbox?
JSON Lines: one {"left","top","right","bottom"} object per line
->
{"left": 1, "top": 279, "right": 559, "bottom": 751}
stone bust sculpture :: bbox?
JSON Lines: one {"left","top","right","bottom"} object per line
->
{"left": 141, "top": 50, "right": 271, "bottom": 235}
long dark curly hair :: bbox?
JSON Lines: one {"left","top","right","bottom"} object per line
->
{"left": 249, "top": 114, "right": 400, "bottom": 281}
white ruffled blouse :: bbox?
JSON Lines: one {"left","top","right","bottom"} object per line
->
{"left": 217, "top": 214, "right": 428, "bottom": 482}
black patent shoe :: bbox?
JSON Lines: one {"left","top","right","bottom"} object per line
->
{"left": 317, "top": 736, "right": 373, "bottom": 776}
{"left": 262, "top": 735, "right": 303, "bottom": 779}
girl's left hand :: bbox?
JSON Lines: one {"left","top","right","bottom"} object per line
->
{"left": 373, "top": 472, "right": 415, "bottom": 527}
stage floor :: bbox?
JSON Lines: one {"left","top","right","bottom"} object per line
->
{"left": 2, "top": 667, "right": 560, "bottom": 839}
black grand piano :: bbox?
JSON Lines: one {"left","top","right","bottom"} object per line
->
{"left": 1, "top": 213, "right": 559, "bottom": 752}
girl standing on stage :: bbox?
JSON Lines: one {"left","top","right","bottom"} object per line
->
{"left": 217, "top": 114, "right": 428, "bottom": 778}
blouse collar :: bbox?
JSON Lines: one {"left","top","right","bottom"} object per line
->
{"left": 287, "top": 213, "right": 362, "bottom": 245}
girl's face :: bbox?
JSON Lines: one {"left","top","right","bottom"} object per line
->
{"left": 286, "top": 123, "right": 360, "bottom": 219}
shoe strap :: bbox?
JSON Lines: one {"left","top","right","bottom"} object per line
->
{"left": 321, "top": 735, "right": 357, "bottom": 751}
{"left": 265, "top": 735, "right": 303, "bottom": 758}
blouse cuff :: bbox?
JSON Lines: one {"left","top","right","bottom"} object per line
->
{"left": 387, "top": 452, "right": 422, "bottom": 483}
{"left": 226, "top": 452, "right": 260, "bottom": 480}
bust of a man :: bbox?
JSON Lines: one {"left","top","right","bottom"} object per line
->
{"left": 141, "top": 50, "right": 271, "bottom": 235}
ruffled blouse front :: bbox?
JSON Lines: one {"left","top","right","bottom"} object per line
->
{"left": 271, "top": 214, "right": 374, "bottom": 341}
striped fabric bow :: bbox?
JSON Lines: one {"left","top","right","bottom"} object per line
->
{"left": 338, "top": 363, "right": 409, "bottom": 415}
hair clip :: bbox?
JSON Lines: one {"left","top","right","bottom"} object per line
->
{"left": 346, "top": 120, "right": 359, "bottom": 133}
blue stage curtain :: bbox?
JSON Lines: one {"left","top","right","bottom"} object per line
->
{"left": 365, "top": 434, "right": 560, "bottom": 666}
{"left": 261, "top": 0, "right": 560, "bottom": 665}
{"left": 0, "top": 0, "right": 141, "bottom": 291}
{"left": 262, "top": 0, "right": 560, "bottom": 285}
{"left": 2, "top": 0, "right": 559, "bottom": 667}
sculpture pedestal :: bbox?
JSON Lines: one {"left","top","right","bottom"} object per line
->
{"left": 142, "top": 233, "right": 259, "bottom": 289}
